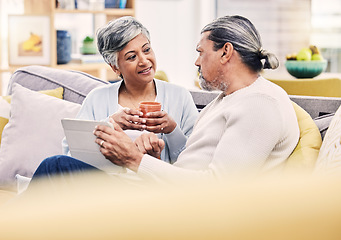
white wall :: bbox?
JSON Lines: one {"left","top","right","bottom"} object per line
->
{"left": 135, "top": 0, "right": 215, "bottom": 89}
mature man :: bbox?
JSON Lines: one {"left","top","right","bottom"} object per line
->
{"left": 31, "top": 15, "right": 299, "bottom": 183}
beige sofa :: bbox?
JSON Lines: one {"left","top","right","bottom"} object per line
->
{"left": 0, "top": 65, "right": 340, "bottom": 191}
{"left": 1, "top": 66, "right": 341, "bottom": 239}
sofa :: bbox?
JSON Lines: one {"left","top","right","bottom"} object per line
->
{"left": 1, "top": 65, "right": 341, "bottom": 239}
{"left": 0, "top": 65, "right": 340, "bottom": 190}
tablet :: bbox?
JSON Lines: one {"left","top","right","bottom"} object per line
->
{"left": 61, "top": 118, "right": 125, "bottom": 174}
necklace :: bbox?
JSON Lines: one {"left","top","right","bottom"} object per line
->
{"left": 122, "top": 85, "right": 155, "bottom": 110}
{"left": 123, "top": 87, "right": 140, "bottom": 109}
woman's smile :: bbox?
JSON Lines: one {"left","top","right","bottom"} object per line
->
{"left": 138, "top": 66, "right": 152, "bottom": 75}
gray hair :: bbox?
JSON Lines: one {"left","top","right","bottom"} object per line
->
{"left": 97, "top": 16, "right": 150, "bottom": 67}
{"left": 201, "top": 15, "right": 279, "bottom": 72}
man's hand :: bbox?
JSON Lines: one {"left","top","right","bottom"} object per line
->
{"left": 134, "top": 132, "right": 165, "bottom": 159}
{"left": 93, "top": 119, "right": 144, "bottom": 172}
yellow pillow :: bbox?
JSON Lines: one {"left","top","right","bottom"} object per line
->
{"left": 285, "top": 101, "right": 322, "bottom": 172}
{"left": 0, "top": 87, "right": 64, "bottom": 144}
{"left": 155, "top": 70, "right": 169, "bottom": 82}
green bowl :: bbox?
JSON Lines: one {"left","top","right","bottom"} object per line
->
{"left": 285, "top": 60, "right": 327, "bottom": 78}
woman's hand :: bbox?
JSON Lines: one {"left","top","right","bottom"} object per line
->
{"left": 110, "top": 108, "right": 146, "bottom": 131}
{"left": 134, "top": 132, "right": 165, "bottom": 159}
{"left": 93, "top": 119, "right": 144, "bottom": 172}
{"left": 143, "top": 111, "right": 177, "bottom": 134}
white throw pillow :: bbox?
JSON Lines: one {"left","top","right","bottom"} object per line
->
{"left": 15, "top": 174, "right": 31, "bottom": 194}
{"left": 0, "top": 84, "right": 81, "bottom": 190}
{"left": 0, "top": 97, "right": 10, "bottom": 119}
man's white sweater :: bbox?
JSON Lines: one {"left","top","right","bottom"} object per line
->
{"left": 138, "top": 76, "right": 300, "bottom": 182}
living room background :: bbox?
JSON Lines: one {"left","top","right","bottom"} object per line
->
{"left": 0, "top": 0, "right": 340, "bottom": 94}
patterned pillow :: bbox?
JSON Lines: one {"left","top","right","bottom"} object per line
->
{"left": 315, "top": 105, "right": 341, "bottom": 174}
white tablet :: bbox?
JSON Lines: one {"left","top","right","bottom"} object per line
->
{"left": 61, "top": 118, "right": 125, "bottom": 174}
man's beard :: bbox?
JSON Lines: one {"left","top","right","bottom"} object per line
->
{"left": 199, "top": 73, "right": 228, "bottom": 92}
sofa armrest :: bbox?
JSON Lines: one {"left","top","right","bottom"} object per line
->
{"left": 190, "top": 89, "right": 218, "bottom": 111}
{"left": 289, "top": 95, "right": 341, "bottom": 119}
{"left": 7, "top": 65, "right": 109, "bottom": 104}
{"left": 189, "top": 90, "right": 341, "bottom": 139}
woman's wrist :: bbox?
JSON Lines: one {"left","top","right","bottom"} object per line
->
{"left": 164, "top": 121, "right": 177, "bottom": 134}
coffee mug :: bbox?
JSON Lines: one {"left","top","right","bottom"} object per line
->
{"left": 139, "top": 101, "right": 162, "bottom": 117}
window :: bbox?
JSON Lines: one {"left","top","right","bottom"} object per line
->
{"left": 216, "top": 0, "right": 341, "bottom": 73}
{"left": 311, "top": 0, "right": 341, "bottom": 72}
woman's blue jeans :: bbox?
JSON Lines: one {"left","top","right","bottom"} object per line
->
{"left": 31, "top": 155, "right": 103, "bottom": 182}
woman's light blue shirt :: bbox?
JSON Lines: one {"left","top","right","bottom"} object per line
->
{"left": 63, "top": 79, "right": 199, "bottom": 163}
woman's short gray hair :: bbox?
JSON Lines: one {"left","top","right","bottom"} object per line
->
{"left": 201, "top": 15, "right": 279, "bottom": 72}
{"left": 97, "top": 16, "right": 150, "bottom": 67}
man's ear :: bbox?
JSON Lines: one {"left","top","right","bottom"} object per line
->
{"left": 221, "top": 42, "right": 233, "bottom": 64}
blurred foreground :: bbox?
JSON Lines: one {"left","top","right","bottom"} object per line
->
{"left": 0, "top": 171, "right": 341, "bottom": 240}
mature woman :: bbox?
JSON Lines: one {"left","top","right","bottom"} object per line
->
{"left": 62, "top": 16, "right": 198, "bottom": 163}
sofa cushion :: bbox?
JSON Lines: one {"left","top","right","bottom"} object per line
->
{"left": 285, "top": 102, "right": 322, "bottom": 172}
{"left": 0, "top": 87, "right": 64, "bottom": 145}
{"left": 0, "top": 84, "right": 81, "bottom": 190}
{"left": 315, "top": 104, "right": 341, "bottom": 174}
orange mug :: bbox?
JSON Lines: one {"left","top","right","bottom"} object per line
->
{"left": 139, "top": 101, "right": 162, "bottom": 159}
{"left": 139, "top": 101, "right": 162, "bottom": 118}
